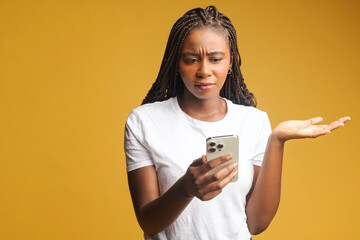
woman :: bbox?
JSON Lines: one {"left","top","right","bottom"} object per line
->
{"left": 124, "top": 6, "right": 350, "bottom": 240}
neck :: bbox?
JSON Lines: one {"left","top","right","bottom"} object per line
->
{"left": 177, "top": 91, "right": 227, "bottom": 122}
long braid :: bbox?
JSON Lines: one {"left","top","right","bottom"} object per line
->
{"left": 142, "top": 6, "right": 256, "bottom": 107}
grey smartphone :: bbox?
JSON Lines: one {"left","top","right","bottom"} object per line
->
{"left": 206, "top": 135, "right": 239, "bottom": 182}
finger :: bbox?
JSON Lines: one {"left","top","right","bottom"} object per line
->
{"left": 326, "top": 116, "right": 351, "bottom": 132}
{"left": 310, "top": 125, "right": 331, "bottom": 137}
{"left": 199, "top": 189, "right": 222, "bottom": 201}
{"left": 198, "top": 168, "right": 238, "bottom": 197}
{"left": 308, "top": 117, "right": 323, "bottom": 125}
{"left": 198, "top": 161, "right": 238, "bottom": 188}
{"left": 199, "top": 154, "right": 232, "bottom": 174}
{"left": 338, "top": 116, "right": 351, "bottom": 124}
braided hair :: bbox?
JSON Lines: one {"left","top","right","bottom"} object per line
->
{"left": 142, "top": 5, "right": 256, "bottom": 107}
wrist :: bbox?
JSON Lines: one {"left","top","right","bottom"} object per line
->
{"left": 269, "top": 132, "right": 286, "bottom": 146}
{"left": 177, "top": 175, "right": 195, "bottom": 200}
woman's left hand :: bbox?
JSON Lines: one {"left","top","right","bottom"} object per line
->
{"left": 271, "top": 116, "right": 351, "bottom": 143}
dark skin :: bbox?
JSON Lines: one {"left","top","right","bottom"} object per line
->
{"left": 127, "top": 27, "right": 351, "bottom": 236}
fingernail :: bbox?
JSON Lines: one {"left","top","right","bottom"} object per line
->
{"left": 339, "top": 123, "right": 345, "bottom": 127}
{"left": 232, "top": 162, "right": 238, "bottom": 168}
{"left": 226, "top": 154, "right": 232, "bottom": 160}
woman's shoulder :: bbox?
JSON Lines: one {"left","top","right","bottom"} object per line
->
{"left": 131, "top": 97, "right": 175, "bottom": 114}
{"left": 126, "top": 97, "right": 177, "bottom": 124}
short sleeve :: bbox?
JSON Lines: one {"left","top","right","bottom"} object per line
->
{"left": 124, "top": 110, "right": 154, "bottom": 172}
{"left": 252, "top": 112, "right": 272, "bottom": 166}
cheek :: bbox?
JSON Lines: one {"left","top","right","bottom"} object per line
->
{"left": 214, "top": 65, "right": 230, "bottom": 79}
{"left": 179, "top": 66, "right": 196, "bottom": 80}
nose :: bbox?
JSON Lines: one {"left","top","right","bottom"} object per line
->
{"left": 197, "top": 59, "right": 212, "bottom": 78}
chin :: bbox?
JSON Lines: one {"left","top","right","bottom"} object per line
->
{"left": 194, "top": 93, "right": 220, "bottom": 100}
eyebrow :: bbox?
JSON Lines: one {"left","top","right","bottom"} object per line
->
{"left": 182, "top": 51, "right": 225, "bottom": 56}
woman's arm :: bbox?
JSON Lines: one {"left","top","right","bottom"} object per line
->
{"left": 127, "top": 154, "right": 238, "bottom": 236}
{"left": 245, "top": 116, "right": 351, "bottom": 235}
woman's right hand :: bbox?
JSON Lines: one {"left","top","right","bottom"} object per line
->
{"left": 182, "top": 154, "right": 238, "bottom": 201}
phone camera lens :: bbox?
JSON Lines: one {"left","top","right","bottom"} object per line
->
{"left": 217, "top": 144, "right": 224, "bottom": 149}
{"left": 209, "top": 148, "right": 216, "bottom": 152}
{"left": 209, "top": 142, "right": 216, "bottom": 147}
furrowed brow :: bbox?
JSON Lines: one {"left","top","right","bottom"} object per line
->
{"left": 182, "top": 51, "right": 225, "bottom": 56}
{"left": 182, "top": 52, "right": 200, "bottom": 56}
{"left": 206, "top": 51, "right": 225, "bottom": 56}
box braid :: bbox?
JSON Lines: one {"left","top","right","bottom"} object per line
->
{"left": 142, "top": 6, "right": 257, "bottom": 107}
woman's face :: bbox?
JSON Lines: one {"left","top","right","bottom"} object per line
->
{"left": 178, "top": 27, "right": 232, "bottom": 101}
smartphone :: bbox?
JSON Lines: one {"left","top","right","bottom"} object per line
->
{"left": 206, "top": 135, "right": 239, "bottom": 182}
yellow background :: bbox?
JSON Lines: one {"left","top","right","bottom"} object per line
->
{"left": 1, "top": 0, "right": 359, "bottom": 239}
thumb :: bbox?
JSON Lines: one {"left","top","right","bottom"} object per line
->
{"left": 307, "top": 117, "right": 323, "bottom": 125}
{"left": 190, "top": 155, "right": 206, "bottom": 167}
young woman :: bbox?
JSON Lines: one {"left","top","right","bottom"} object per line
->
{"left": 124, "top": 6, "right": 350, "bottom": 240}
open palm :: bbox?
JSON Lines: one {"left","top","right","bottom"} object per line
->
{"left": 272, "top": 116, "right": 351, "bottom": 142}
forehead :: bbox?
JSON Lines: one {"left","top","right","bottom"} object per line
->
{"left": 181, "top": 27, "right": 229, "bottom": 52}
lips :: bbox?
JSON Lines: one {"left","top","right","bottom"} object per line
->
{"left": 194, "top": 82, "right": 215, "bottom": 91}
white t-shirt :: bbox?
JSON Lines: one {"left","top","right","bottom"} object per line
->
{"left": 124, "top": 97, "right": 271, "bottom": 240}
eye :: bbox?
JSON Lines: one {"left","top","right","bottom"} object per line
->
{"left": 184, "top": 58, "right": 199, "bottom": 64}
{"left": 184, "top": 58, "right": 199, "bottom": 63}
{"left": 210, "top": 58, "right": 222, "bottom": 63}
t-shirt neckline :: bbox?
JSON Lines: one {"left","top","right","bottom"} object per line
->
{"left": 172, "top": 96, "right": 232, "bottom": 128}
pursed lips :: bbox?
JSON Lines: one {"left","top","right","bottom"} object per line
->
{"left": 194, "top": 82, "right": 215, "bottom": 90}
{"left": 194, "top": 82, "right": 215, "bottom": 86}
